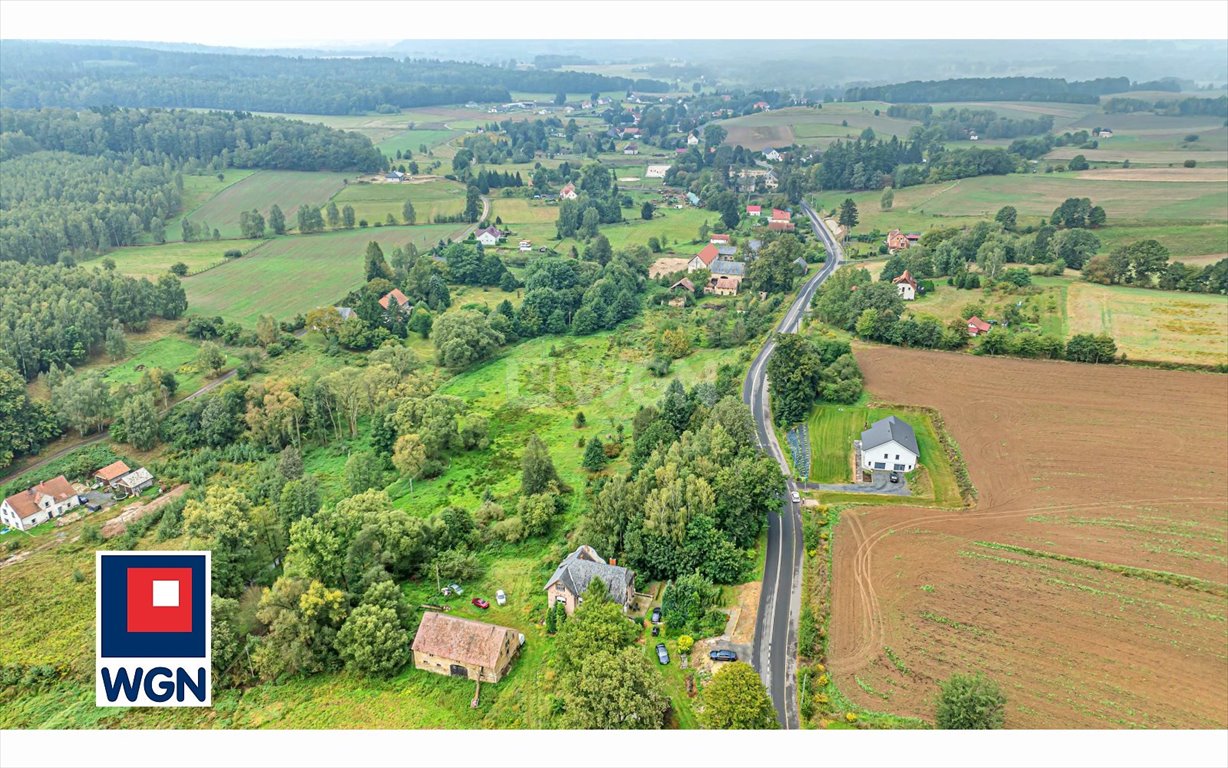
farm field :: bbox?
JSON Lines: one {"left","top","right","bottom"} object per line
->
{"left": 329, "top": 178, "right": 467, "bottom": 225}
{"left": 99, "top": 239, "right": 266, "bottom": 280}
{"left": 100, "top": 336, "right": 235, "bottom": 398}
{"left": 909, "top": 279, "right": 1068, "bottom": 338}
{"left": 376, "top": 128, "right": 460, "bottom": 156}
{"left": 182, "top": 224, "right": 458, "bottom": 326}
{"left": 829, "top": 346, "right": 1228, "bottom": 728}
{"left": 501, "top": 200, "right": 717, "bottom": 256}
{"left": 1063, "top": 280, "right": 1228, "bottom": 367}
{"left": 719, "top": 104, "right": 920, "bottom": 150}
{"left": 185, "top": 170, "right": 351, "bottom": 238}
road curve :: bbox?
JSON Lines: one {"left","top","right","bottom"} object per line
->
{"left": 743, "top": 200, "right": 843, "bottom": 728}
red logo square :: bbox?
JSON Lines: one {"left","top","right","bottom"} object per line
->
{"left": 126, "top": 567, "right": 193, "bottom": 633}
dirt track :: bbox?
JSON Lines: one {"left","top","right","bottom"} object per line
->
{"left": 829, "top": 346, "right": 1228, "bottom": 728}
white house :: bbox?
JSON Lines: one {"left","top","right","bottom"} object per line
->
{"left": 687, "top": 244, "right": 720, "bottom": 273}
{"left": 860, "top": 416, "right": 919, "bottom": 473}
{"left": 559, "top": 183, "right": 578, "bottom": 200}
{"left": 893, "top": 270, "right": 918, "bottom": 301}
{"left": 475, "top": 226, "right": 503, "bottom": 246}
{"left": 623, "top": 143, "right": 639, "bottom": 155}
{"left": 686, "top": 133, "right": 700, "bottom": 146}
{"left": 763, "top": 148, "right": 782, "bottom": 162}
{"left": 1, "top": 476, "right": 80, "bottom": 531}
{"left": 519, "top": 240, "right": 533, "bottom": 252}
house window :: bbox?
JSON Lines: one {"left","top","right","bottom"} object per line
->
{"left": 873, "top": 462, "right": 886, "bottom": 470}
{"left": 894, "top": 464, "right": 905, "bottom": 471}
{"left": 883, "top": 453, "right": 888, "bottom": 459}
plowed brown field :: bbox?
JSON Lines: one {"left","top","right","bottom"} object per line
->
{"left": 830, "top": 346, "right": 1228, "bottom": 728}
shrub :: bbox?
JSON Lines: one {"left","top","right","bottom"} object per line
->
{"left": 223, "top": 249, "right": 242, "bottom": 259}
{"left": 1183, "top": 159, "right": 1197, "bottom": 168}
{"left": 935, "top": 673, "right": 1006, "bottom": 729}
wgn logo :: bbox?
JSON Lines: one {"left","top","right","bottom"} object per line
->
{"left": 96, "top": 551, "right": 211, "bottom": 707}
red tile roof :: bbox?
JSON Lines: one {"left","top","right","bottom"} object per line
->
{"left": 4, "top": 476, "right": 76, "bottom": 521}
{"left": 94, "top": 460, "right": 131, "bottom": 483}
{"left": 693, "top": 243, "right": 720, "bottom": 267}
{"left": 770, "top": 208, "right": 790, "bottom": 221}
{"left": 768, "top": 221, "right": 795, "bottom": 231}
{"left": 709, "top": 233, "right": 730, "bottom": 244}
{"left": 412, "top": 612, "right": 517, "bottom": 669}
{"left": 379, "top": 289, "right": 411, "bottom": 310}
{"left": 967, "top": 316, "right": 991, "bottom": 333}
{"left": 746, "top": 205, "right": 761, "bottom": 214}
{"left": 892, "top": 270, "right": 918, "bottom": 287}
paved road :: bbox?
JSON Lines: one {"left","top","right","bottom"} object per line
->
{"left": 743, "top": 200, "right": 843, "bottom": 728}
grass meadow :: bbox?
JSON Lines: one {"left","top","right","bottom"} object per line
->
{"left": 185, "top": 170, "right": 351, "bottom": 238}
{"left": 330, "top": 179, "right": 468, "bottom": 225}
{"left": 100, "top": 239, "right": 267, "bottom": 280}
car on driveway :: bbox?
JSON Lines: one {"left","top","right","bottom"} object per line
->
{"left": 889, "top": 472, "right": 900, "bottom": 484}
{"left": 790, "top": 490, "right": 801, "bottom": 504}
{"left": 450, "top": 583, "right": 464, "bottom": 595}
{"left": 709, "top": 649, "right": 737, "bottom": 662}
{"left": 471, "top": 597, "right": 489, "bottom": 609}
{"left": 656, "top": 643, "right": 670, "bottom": 665}
{"left": 651, "top": 607, "right": 662, "bottom": 624}
{"left": 651, "top": 624, "right": 660, "bottom": 637}
{"left": 495, "top": 589, "right": 506, "bottom": 606}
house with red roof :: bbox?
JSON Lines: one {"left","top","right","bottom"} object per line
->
{"left": 768, "top": 220, "right": 795, "bottom": 232}
{"left": 746, "top": 204, "right": 761, "bottom": 217}
{"left": 967, "top": 316, "right": 992, "bottom": 337}
{"left": 93, "top": 460, "right": 132, "bottom": 488}
{"left": 893, "top": 270, "right": 918, "bottom": 301}
{"left": 379, "top": 288, "right": 413, "bottom": 313}
{"left": 1, "top": 476, "right": 80, "bottom": 531}
{"left": 769, "top": 208, "right": 791, "bottom": 224}
{"left": 687, "top": 244, "right": 721, "bottom": 273}
{"left": 709, "top": 233, "right": 731, "bottom": 245}
{"left": 560, "top": 183, "right": 578, "bottom": 200}
{"left": 705, "top": 274, "right": 742, "bottom": 296}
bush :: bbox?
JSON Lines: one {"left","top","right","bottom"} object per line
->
{"left": 223, "top": 249, "right": 242, "bottom": 259}
{"left": 646, "top": 356, "right": 672, "bottom": 377}
{"left": 1183, "top": 159, "right": 1197, "bottom": 168}
{"left": 935, "top": 673, "right": 1006, "bottom": 729}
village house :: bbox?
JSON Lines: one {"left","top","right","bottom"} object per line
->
{"left": 746, "top": 204, "right": 762, "bottom": 217}
{"left": 379, "top": 288, "right": 413, "bottom": 314}
{"left": 763, "top": 148, "right": 783, "bottom": 162}
{"left": 747, "top": 239, "right": 763, "bottom": 257}
{"left": 112, "top": 467, "right": 155, "bottom": 498}
{"left": 1096, "top": 128, "right": 1113, "bottom": 138}
{"left": 544, "top": 545, "right": 636, "bottom": 616}
{"left": 792, "top": 256, "right": 809, "bottom": 274}
{"left": 753, "top": 100, "right": 771, "bottom": 111}
{"left": 886, "top": 229, "right": 911, "bottom": 253}
{"left": 668, "top": 277, "right": 694, "bottom": 307}
{"left": 715, "top": 245, "right": 738, "bottom": 259}
{"left": 860, "top": 416, "right": 919, "bottom": 473}
{"left": 475, "top": 226, "right": 503, "bottom": 246}
{"left": 687, "top": 243, "right": 720, "bottom": 273}
{"left": 710, "top": 259, "right": 746, "bottom": 278}
{"left": 559, "top": 183, "right": 578, "bottom": 200}
{"left": 670, "top": 277, "right": 695, "bottom": 293}
{"left": 623, "top": 143, "right": 638, "bottom": 155}
{"left": 967, "top": 316, "right": 992, "bottom": 337}
{"left": 384, "top": 170, "right": 405, "bottom": 182}
{"left": 686, "top": 133, "right": 700, "bottom": 146}
{"left": 709, "top": 233, "right": 731, "bottom": 245}
{"left": 893, "top": 270, "right": 918, "bottom": 300}
{"left": 769, "top": 208, "right": 791, "bottom": 224}
{"left": 94, "top": 460, "right": 132, "bottom": 489}
{"left": 705, "top": 274, "right": 742, "bottom": 296}
{"left": 411, "top": 612, "right": 523, "bottom": 684}
{"left": 768, "top": 220, "right": 795, "bottom": 232}
{"left": 333, "top": 306, "right": 356, "bottom": 322}
{"left": 519, "top": 240, "right": 532, "bottom": 252}
{"left": 1, "top": 476, "right": 80, "bottom": 531}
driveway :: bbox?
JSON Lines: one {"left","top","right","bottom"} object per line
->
{"left": 805, "top": 470, "right": 911, "bottom": 496}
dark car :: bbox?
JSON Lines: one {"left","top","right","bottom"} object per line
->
{"left": 471, "top": 597, "right": 490, "bottom": 609}
{"left": 651, "top": 607, "right": 662, "bottom": 624}
{"left": 889, "top": 472, "right": 900, "bottom": 483}
{"left": 652, "top": 624, "right": 660, "bottom": 637}
{"left": 709, "top": 649, "right": 738, "bottom": 662}
{"left": 656, "top": 643, "right": 670, "bottom": 665}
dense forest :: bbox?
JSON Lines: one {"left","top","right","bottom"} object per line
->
{"left": 886, "top": 105, "right": 1055, "bottom": 140}
{"left": 0, "top": 108, "right": 383, "bottom": 264}
{"left": 1103, "top": 95, "right": 1228, "bottom": 116}
{"left": 844, "top": 76, "right": 1134, "bottom": 104}
{"left": 0, "top": 42, "right": 669, "bottom": 115}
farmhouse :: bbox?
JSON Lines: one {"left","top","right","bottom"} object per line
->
{"left": 768, "top": 220, "right": 795, "bottom": 232}
{"left": 763, "top": 148, "right": 782, "bottom": 162}
{"left": 687, "top": 244, "right": 720, "bottom": 272}
{"left": 893, "top": 270, "right": 918, "bottom": 300}
{"left": 1, "top": 476, "right": 80, "bottom": 531}
{"left": 544, "top": 545, "right": 636, "bottom": 616}
{"left": 623, "top": 143, "right": 639, "bottom": 155}
{"left": 670, "top": 277, "right": 695, "bottom": 293}
{"left": 333, "top": 306, "right": 356, "bottom": 321}
{"left": 94, "top": 460, "right": 132, "bottom": 489}
{"left": 769, "top": 208, "right": 791, "bottom": 224}
{"left": 687, "top": 133, "right": 700, "bottom": 146}
{"left": 112, "top": 467, "right": 155, "bottom": 498}
{"left": 746, "top": 204, "right": 761, "bottom": 216}
{"left": 519, "top": 240, "right": 532, "bottom": 252}
{"left": 411, "top": 612, "right": 523, "bottom": 684}
{"left": 705, "top": 274, "right": 742, "bottom": 296}
{"left": 709, "top": 233, "right": 730, "bottom": 245}
{"left": 967, "top": 316, "right": 992, "bottom": 337}
{"left": 710, "top": 259, "right": 746, "bottom": 277}
{"left": 475, "top": 226, "right": 503, "bottom": 246}
{"left": 715, "top": 245, "right": 738, "bottom": 259}
{"left": 379, "top": 288, "right": 413, "bottom": 313}
{"left": 860, "top": 416, "right": 919, "bottom": 473}
{"left": 1096, "top": 128, "right": 1114, "bottom": 138}
{"left": 645, "top": 164, "right": 671, "bottom": 178}
{"left": 384, "top": 170, "right": 405, "bottom": 182}
{"left": 886, "top": 229, "right": 911, "bottom": 253}
{"left": 559, "top": 183, "right": 578, "bottom": 200}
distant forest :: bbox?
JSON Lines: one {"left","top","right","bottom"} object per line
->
{"left": 0, "top": 42, "right": 670, "bottom": 115}
{"left": 844, "top": 76, "right": 1139, "bottom": 104}
{"left": 0, "top": 107, "right": 384, "bottom": 264}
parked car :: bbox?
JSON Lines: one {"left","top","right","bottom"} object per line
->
{"left": 790, "top": 490, "right": 801, "bottom": 504}
{"left": 471, "top": 597, "right": 489, "bottom": 609}
{"left": 656, "top": 643, "right": 670, "bottom": 665}
{"left": 709, "top": 649, "right": 738, "bottom": 662}
{"left": 889, "top": 472, "right": 900, "bottom": 484}
{"left": 495, "top": 589, "right": 507, "bottom": 606}
{"left": 450, "top": 583, "right": 464, "bottom": 595}
{"left": 651, "top": 607, "right": 662, "bottom": 624}
{"left": 652, "top": 624, "right": 660, "bottom": 637}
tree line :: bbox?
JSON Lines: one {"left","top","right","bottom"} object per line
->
{"left": 844, "top": 76, "right": 1132, "bottom": 104}
{"left": 0, "top": 41, "right": 667, "bottom": 115}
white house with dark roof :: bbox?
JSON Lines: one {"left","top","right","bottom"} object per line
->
{"left": 475, "top": 226, "right": 503, "bottom": 246}
{"left": 860, "top": 416, "right": 919, "bottom": 473}
{"left": 544, "top": 545, "right": 635, "bottom": 616}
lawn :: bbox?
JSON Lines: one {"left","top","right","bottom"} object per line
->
{"left": 377, "top": 128, "right": 461, "bottom": 156}
{"left": 329, "top": 179, "right": 468, "bottom": 226}
{"left": 905, "top": 279, "right": 1067, "bottom": 337}
{"left": 1064, "top": 280, "right": 1228, "bottom": 367}
{"left": 98, "top": 239, "right": 268, "bottom": 280}
{"left": 500, "top": 201, "right": 717, "bottom": 257}
{"left": 182, "top": 225, "right": 458, "bottom": 326}
{"left": 805, "top": 404, "right": 959, "bottom": 507}
{"left": 185, "top": 170, "right": 352, "bottom": 238}
{"left": 101, "top": 336, "right": 236, "bottom": 397}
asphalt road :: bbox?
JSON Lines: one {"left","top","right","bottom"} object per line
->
{"left": 743, "top": 200, "right": 843, "bottom": 728}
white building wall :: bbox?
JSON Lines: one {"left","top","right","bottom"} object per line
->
{"left": 861, "top": 440, "right": 917, "bottom": 472}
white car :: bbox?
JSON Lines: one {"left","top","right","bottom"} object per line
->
{"left": 790, "top": 491, "right": 801, "bottom": 504}
{"left": 495, "top": 589, "right": 507, "bottom": 606}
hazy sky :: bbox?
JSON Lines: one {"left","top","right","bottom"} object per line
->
{"left": 2, "top": 1, "right": 1224, "bottom": 47}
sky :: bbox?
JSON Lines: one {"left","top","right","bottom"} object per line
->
{"left": 1, "top": 0, "right": 1226, "bottom": 47}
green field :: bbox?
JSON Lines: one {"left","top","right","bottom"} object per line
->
{"left": 182, "top": 225, "right": 458, "bottom": 325}
{"left": 1065, "top": 280, "right": 1228, "bottom": 367}
{"left": 495, "top": 197, "right": 718, "bottom": 257}
{"left": 100, "top": 239, "right": 267, "bottom": 279}
{"left": 718, "top": 104, "right": 921, "bottom": 150}
{"left": 330, "top": 179, "right": 468, "bottom": 225}
{"left": 806, "top": 404, "right": 959, "bottom": 506}
{"left": 101, "top": 335, "right": 234, "bottom": 396}
{"left": 377, "top": 128, "right": 461, "bottom": 156}
{"left": 186, "top": 170, "right": 351, "bottom": 238}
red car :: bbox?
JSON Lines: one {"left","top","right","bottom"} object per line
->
{"left": 471, "top": 597, "right": 490, "bottom": 609}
